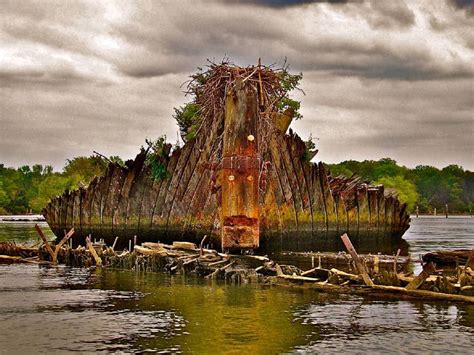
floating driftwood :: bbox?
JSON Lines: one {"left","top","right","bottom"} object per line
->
{"left": 1, "top": 228, "right": 472, "bottom": 303}
{"left": 42, "top": 62, "right": 410, "bottom": 252}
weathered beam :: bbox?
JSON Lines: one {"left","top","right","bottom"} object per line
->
{"left": 405, "top": 262, "right": 436, "bottom": 290}
{"left": 340, "top": 233, "right": 374, "bottom": 286}
{"left": 221, "top": 79, "right": 259, "bottom": 250}
{"left": 86, "top": 235, "right": 102, "bottom": 266}
{"left": 34, "top": 224, "right": 55, "bottom": 261}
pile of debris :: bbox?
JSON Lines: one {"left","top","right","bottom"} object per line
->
{"left": 1, "top": 225, "right": 473, "bottom": 304}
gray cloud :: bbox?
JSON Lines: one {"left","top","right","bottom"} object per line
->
{"left": 0, "top": 0, "right": 472, "bottom": 170}
{"left": 364, "top": 1, "right": 415, "bottom": 29}
{"left": 449, "top": 0, "right": 474, "bottom": 16}
{"left": 225, "top": 0, "right": 352, "bottom": 6}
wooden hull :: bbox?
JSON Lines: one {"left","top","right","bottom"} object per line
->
{"left": 42, "top": 131, "right": 410, "bottom": 251}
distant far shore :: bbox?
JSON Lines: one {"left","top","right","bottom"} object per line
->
{"left": 410, "top": 214, "right": 473, "bottom": 218}
{"left": 0, "top": 215, "right": 46, "bottom": 222}
{"left": 1, "top": 214, "right": 472, "bottom": 224}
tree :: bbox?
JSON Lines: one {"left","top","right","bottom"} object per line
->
{"left": 375, "top": 175, "right": 419, "bottom": 211}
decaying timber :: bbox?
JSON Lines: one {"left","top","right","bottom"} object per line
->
{"left": 42, "top": 62, "right": 410, "bottom": 251}
{"left": 1, "top": 231, "right": 473, "bottom": 303}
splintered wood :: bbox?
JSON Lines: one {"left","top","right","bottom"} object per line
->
{"left": 340, "top": 233, "right": 374, "bottom": 286}
{"left": 1, "top": 231, "right": 473, "bottom": 304}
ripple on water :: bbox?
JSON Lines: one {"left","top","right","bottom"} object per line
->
{"left": 0, "top": 265, "right": 186, "bottom": 353}
{"left": 292, "top": 296, "right": 474, "bottom": 354}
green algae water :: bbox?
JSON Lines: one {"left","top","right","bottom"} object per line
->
{"left": 0, "top": 218, "right": 473, "bottom": 354}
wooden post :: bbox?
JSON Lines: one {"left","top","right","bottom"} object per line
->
{"left": 221, "top": 79, "right": 259, "bottom": 251}
{"left": 112, "top": 236, "right": 119, "bottom": 251}
{"left": 393, "top": 248, "right": 401, "bottom": 273}
{"left": 340, "top": 233, "right": 374, "bottom": 286}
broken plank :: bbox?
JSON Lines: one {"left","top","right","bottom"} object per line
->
{"left": 405, "top": 262, "right": 436, "bottom": 290}
{"left": 340, "top": 233, "right": 374, "bottom": 286}
{"left": 34, "top": 224, "right": 55, "bottom": 261}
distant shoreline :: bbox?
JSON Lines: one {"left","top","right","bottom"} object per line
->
{"left": 409, "top": 214, "right": 473, "bottom": 218}
{"left": 0, "top": 215, "right": 46, "bottom": 222}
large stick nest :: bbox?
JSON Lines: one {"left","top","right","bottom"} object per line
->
{"left": 179, "top": 59, "right": 303, "bottom": 140}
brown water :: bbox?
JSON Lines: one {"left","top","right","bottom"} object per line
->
{"left": 0, "top": 217, "right": 473, "bottom": 354}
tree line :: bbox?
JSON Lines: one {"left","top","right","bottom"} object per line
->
{"left": 327, "top": 158, "right": 473, "bottom": 214}
{"left": 1, "top": 156, "right": 472, "bottom": 215}
{"left": 0, "top": 155, "right": 122, "bottom": 215}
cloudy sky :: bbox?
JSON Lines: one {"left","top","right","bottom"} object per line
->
{"left": 1, "top": 0, "right": 473, "bottom": 171}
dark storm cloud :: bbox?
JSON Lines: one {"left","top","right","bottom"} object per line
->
{"left": 101, "top": 1, "right": 471, "bottom": 82}
{"left": 225, "top": 0, "right": 352, "bottom": 7}
{"left": 449, "top": 0, "right": 474, "bottom": 15}
{"left": 0, "top": 0, "right": 472, "bottom": 170}
{"left": 363, "top": 1, "right": 415, "bottom": 29}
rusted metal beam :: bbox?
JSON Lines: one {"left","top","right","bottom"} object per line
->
{"left": 221, "top": 79, "right": 259, "bottom": 250}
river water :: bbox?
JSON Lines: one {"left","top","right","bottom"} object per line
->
{"left": 0, "top": 217, "right": 473, "bottom": 354}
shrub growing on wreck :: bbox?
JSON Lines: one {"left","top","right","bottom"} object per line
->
{"left": 173, "top": 103, "right": 202, "bottom": 142}
{"left": 145, "top": 136, "right": 171, "bottom": 181}
{"left": 172, "top": 59, "right": 304, "bottom": 143}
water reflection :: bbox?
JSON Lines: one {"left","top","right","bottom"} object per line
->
{"left": 0, "top": 218, "right": 473, "bottom": 353}
{"left": 293, "top": 298, "right": 474, "bottom": 354}
{"left": 0, "top": 264, "right": 472, "bottom": 354}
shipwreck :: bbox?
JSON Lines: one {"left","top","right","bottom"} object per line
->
{"left": 42, "top": 61, "right": 410, "bottom": 252}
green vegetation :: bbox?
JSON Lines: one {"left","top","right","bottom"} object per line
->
{"left": 173, "top": 61, "right": 304, "bottom": 143}
{"left": 145, "top": 136, "right": 171, "bottom": 181}
{"left": 2, "top": 153, "right": 471, "bottom": 215}
{"left": 327, "top": 158, "right": 474, "bottom": 214}
{"left": 302, "top": 134, "right": 318, "bottom": 162}
{"left": 276, "top": 69, "right": 303, "bottom": 120}
{"left": 0, "top": 155, "right": 123, "bottom": 214}
{"left": 173, "top": 103, "right": 202, "bottom": 142}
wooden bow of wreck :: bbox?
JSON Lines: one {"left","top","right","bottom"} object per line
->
{"left": 42, "top": 62, "right": 410, "bottom": 251}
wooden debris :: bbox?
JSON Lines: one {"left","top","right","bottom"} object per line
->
{"left": 393, "top": 248, "right": 401, "bottom": 273}
{"left": 340, "top": 233, "right": 374, "bottom": 286}
{"left": 423, "top": 249, "right": 473, "bottom": 267}
{"left": 372, "top": 285, "right": 474, "bottom": 304}
{"left": 86, "top": 236, "right": 102, "bottom": 266}
{"left": 405, "top": 262, "right": 436, "bottom": 290}
{"left": 277, "top": 273, "right": 320, "bottom": 283}
{"left": 112, "top": 236, "right": 119, "bottom": 251}
{"left": 206, "top": 260, "right": 236, "bottom": 280}
{"left": 34, "top": 224, "right": 55, "bottom": 261}
{"left": 329, "top": 268, "right": 360, "bottom": 282}
{"left": 134, "top": 245, "right": 166, "bottom": 255}
{"left": 52, "top": 228, "right": 75, "bottom": 264}
{"left": 0, "top": 255, "right": 41, "bottom": 264}
{"left": 172, "top": 242, "right": 197, "bottom": 250}
{"left": 2, "top": 228, "right": 473, "bottom": 304}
